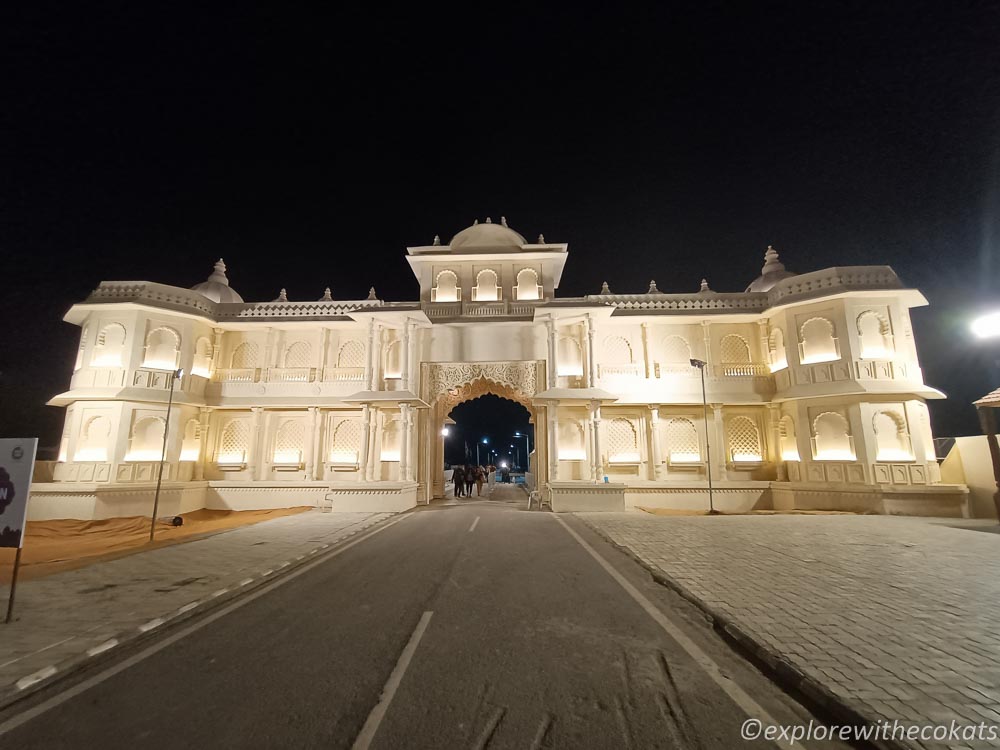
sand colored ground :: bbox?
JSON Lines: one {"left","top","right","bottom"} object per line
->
{"left": 0, "top": 507, "right": 311, "bottom": 583}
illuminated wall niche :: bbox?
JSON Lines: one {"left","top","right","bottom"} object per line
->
{"left": 857, "top": 310, "right": 894, "bottom": 359}
{"left": 92, "top": 323, "right": 127, "bottom": 367}
{"left": 558, "top": 420, "right": 586, "bottom": 460}
{"left": 126, "top": 416, "right": 166, "bottom": 461}
{"left": 779, "top": 415, "right": 800, "bottom": 461}
{"left": 607, "top": 418, "right": 639, "bottom": 463}
{"left": 515, "top": 268, "right": 541, "bottom": 300}
{"left": 873, "top": 410, "right": 913, "bottom": 461}
{"left": 273, "top": 420, "right": 305, "bottom": 466}
{"left": 142, "top": 327, "right": 181, "bottom": 371}
{"left": 75, "top": 414, "right": 111, "bottom": 462}
{"left": 812, "top": 412, "right": 855, "bottom": 461}
{"left": 727, "top": 416, "right": 762, "bottom": 463}
{"left": 330, "top": 419, "right": 361, "bottom": 465}
{"left": 472, "top": 269, "right": 500, "bottom": 301}
{"left": 798, "top": 317, "right": 840, "bottom": 364}
{"left": 768, "top": 328, "right": 787, "bottom": 372}
{"left": 666, "top": 417, "right": 700, "bottom": 464}
{"left": 557, "top": 336, "right": 584, "bottom": 377}
{"left": 192, "top": 337, "right": 213, "bottom": 378}
{"left": 432, "top": 270, "right": 460, "bottom": 302}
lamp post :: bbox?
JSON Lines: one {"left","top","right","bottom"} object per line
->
{"left": 477, "top": 436, "right": 489, "bottom": 465}
{"left": 514, "top": 431, "right": 530, "bottom": 471}
{"left": 689, "top": 359, "right": 718, "bottom": 515}
{"left": 150, "top": 368, "right": 183, "bottom": 542}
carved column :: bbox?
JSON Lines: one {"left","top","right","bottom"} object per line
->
{"left": 358, "top": 404, "right": 371, "bottom": 481}
{"left": 546, "top": 318, "right": 558, "bottom": 388}
{"left": 263, "top": 327, "right": 276, "bottom": 382}
{"left": 195, "top": 407, "right": 211, "bottom": 481}
{"left": 363, "top": 319, "right": 375, "bottom": 391}
{"left": 710, "top": 404, "right": 726, "bottom": 481}
{"left": 758, "top": 319, "right": 770, "bottom": 369}
{"left": 701, "top": 321, "right": 712, "bottom": 372}
{"left": 548, "top": 403, "right": 560, "bottom": 481}
{"left": 401, "top": 320, "right": 412, "bottom": 392}
{"left": 767, "top": 403, "right": 786, "bottom": 481}
{"left": 306, "top": 407, "right": 319, "bottom": 481}
{"left": 591, "top": 401, "right": 603, "bottom": 481}
{"left": 366, "top": 407, "right": 379, "bottom": 480}
{"left": 211, "top": 328, "right": 224, "bottom": 375}
{"left": 399, "top": 404, "right": 410, "bottom": 482}
{"left": 642, "top": 322, "right": 652, "bottom": 379}
{"left": 318, "top": 328, "right": 330, "bottom": 382}
{"left": 586, "top": 314, "right": 597, "bottom": 388}
{"left": 650, "top": 405, "right": 663, "bottom": 480}
{"left": 977, "top": 406, "right": 1000, "bottom": 520}
{"left": 248, "top": 407, "right": 263, "bottom": 479}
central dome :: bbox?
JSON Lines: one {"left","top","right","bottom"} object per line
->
{"left": 450, "top": 217, "right": 526, "bottom": 252}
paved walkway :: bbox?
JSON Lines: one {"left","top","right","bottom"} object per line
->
{"left": 0, "top": 510, "right": 388, "bottom": 700}
{"left": 578, "top": 512, "right": 1000, "bottom": 748}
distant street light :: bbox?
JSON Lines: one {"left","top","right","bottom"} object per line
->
{"left": 477, "top": 436, "right": 489, "bottom": 465}
{"left": 441, "top": 427, "right": 450, "bottom": 437}
{"left": 689, "top": 359, "right": 718, "bottom": 515}
{"left": 514, "top": 431, "right": 530, "bottom": 469}
{"left": 150, "top": 368, "right": 184, "bottom": 542}
{"left": 972, "top": 311, "right": 1000, "bottom": 339}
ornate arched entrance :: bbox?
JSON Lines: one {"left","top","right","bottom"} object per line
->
{"left": 419, "top": 361, "right": 546, "bottom": 500}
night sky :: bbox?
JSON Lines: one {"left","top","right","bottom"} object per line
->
{"left": 3, "top": 2, "right": 1000, "bottom": 447}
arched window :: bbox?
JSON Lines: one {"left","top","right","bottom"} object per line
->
{"left": 721, "top": 335, "right": 751, "bottom": 364}
{"left": 381, "top": 417, "right": 401, "bottom": 461}
{"left": 92, "top": 323, "right": 127, "bottom": 367}
{"left": 143, "top": 327, "right": 180, "bottom": 370}
{"left": 666, "top": 418, "right": 700, "bottom": 463}
{"left": 337, "top": 340, "right": 365, "bottom": 368}
{"left": 218, "top": 420, "right": 250, "bottom": 464}
{"left": 779, "top": 415, "right": 799, "bottom": 461}
{"left": 661, "top": 335, "right": 692, "bottom": 365}
{"left": 192, "top": 337, "right": 213, "bottom": 378}
{"left": 330, "top": 420, "right": 361, "bottom": 464}
{"left": 769, "top": 328, "right": 787, "bottom": 372}
{"left": 473, "top": 269, "right": 500, "bottom": 301}
{"left": 812, "top": 412, "right": 854, "bottom": 460}
{"left": 75, "top": 415, "right": 111, "bottom": 462}
{"left": 180, "top": 419, "right": 201, "bottom": 461}
{"left": 432, "top": 270, "right": 460, "bottom": 302}
{"left": 873, "top": 410, "right": 912, "bottom": 461}
{"left": 557, "top": 336, "right": 584, "bottom": 377}
{"left": 515, "top": 268, "right": 541, "bottom": 300}
{"left": 728, "top": 416, "right": 762, "bottom": 463}
{"left": 857, "top": 311, "right": 893, "bottom": 359}
{"left": 799, "top": 317, "right": 839, "bottom": 364}
{"left": 283, "top": 341, "right": 311, "bottom": 368}
{"left": 607, "top": 418, "right": 639, "bottom": 463}
{"left": 558, "top": 421, "right": 586, "bottom": 460}
{"left": 126, "top": 416, "right": 165, "bottom": 461}
{"left": 273, "top": 420, "right": 305, "bottom": 465}
{"left": 230, "top": 341, "right": 258, "bottom": 369}
{"left": 603, "top": 336, "right": 633, "bottom": 364}
{"left": 75, "top": 326, "right": 89, "bottom": 371}
{"left": 384, "top": 340, "right": 403, "bottom": 379}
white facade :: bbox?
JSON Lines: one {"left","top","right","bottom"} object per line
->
{"left": 35, "top": 218, "right": 968, "bottom": 518}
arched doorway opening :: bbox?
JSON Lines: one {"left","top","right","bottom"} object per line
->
{"left": 444, "top": 394, "right": 535, "bottom": 489}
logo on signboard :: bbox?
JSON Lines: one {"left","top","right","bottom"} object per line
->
{"left": 0, "top": 467, "right": 14, "bottom": 513}
{"left": 11, "top": 446, "right": 23, "bottom": 461}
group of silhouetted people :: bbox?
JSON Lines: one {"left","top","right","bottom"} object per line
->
{"left": 452, "top": 464, "right": 491, "bottom": 497}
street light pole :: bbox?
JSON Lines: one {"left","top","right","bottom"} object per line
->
{"left": 690, "top": 359, "right": 717, "bottom": 515}
{"left": 150, "top": 368, "right": 183, "bottom": 542}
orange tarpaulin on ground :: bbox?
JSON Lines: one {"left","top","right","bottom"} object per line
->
{"left": 0, "top": 507, "right": 311, "bottom": 583}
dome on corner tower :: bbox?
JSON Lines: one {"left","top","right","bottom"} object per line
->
{"left": 746, "top": 246, "right": 796, "bottom": 292}
{"left": 449, "top": 217, "right": 526, "bottom": 252}
{"left": 191, "top": 258, "right": 244, "bottom": 303}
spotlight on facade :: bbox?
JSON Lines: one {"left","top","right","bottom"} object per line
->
{"left": 972, "top": 311, "right": 1000, "bottom": 339}
{"left": 441, "top": 427, "right": 450, "bottom": 436}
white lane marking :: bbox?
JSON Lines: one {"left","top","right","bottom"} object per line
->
{"left": 16, "top": 667, "right": 57, "bottom": 691}
{"left": 351, "top": 611, "right": 434, "bottom": 750}
{"left": 138, "top": 618, "right": 164, "bottom": 633}
{"left": 239, "top": 578, "right": 254, "bottom": 587}
{"left": 0, "top": 637, "right": 75, "bottom": 670}
{"left": 469, "top": 517, "right": 480, "bottom": 533}
{"left": 0, "top": 514, "right": 410, "bottom": 737}
{"left": 261, "top": 569, "right": 273, "bottom": 577}
{"left": 554, "top": 516, "right": 806, "bottom": 750}
{"left": 176, "top": 602, "right": 199, "bottom": 615}
{"left": 85, "top": 639, "right": 118, "bottom": 657}
{"left": 211, "top": 588, "right": 229, "bottom": 598}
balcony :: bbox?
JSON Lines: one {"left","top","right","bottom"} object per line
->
{"left": 268, "top": 367, "right": 315, "bottom": 383}
{"left": 213, "top": 368, "right": 258, "bottom": 383}
{"left": 322, "top": 366, "right": 365, "bottom": 383}
{"left": 599, "top": 363, "right": 642, "bottom": 378}
{"left": 713, "top": 363, "right": 771, "bottom": 378}
{"left": 423, "top": 300, "right": 538, "bottom": 320}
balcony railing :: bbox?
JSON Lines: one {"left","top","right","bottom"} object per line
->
{"left": 423, "top": 300, "right": 538, "bottom": 319}
{"left": 213, "top": 368, "right": 258, "bottom": 383}
{"left": 714, "top": 363, "right": 771, "bottom": 377}
{"left": 323, "top": 366, "right": 365, "bottom": 383}
{"left": 599, "top": 363, "right": 642, "bottom": 378}
{"left": 268, "top": 367, "right": 315, "bottom": 383}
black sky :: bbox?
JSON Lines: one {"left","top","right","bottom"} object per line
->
{"left": 3, "top": 1, "right": 1000, "bottom": 445}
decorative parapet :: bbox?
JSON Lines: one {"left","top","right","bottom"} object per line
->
{"left": 83, "top": 281, "right": 394, "bottom": 321}
{"left": 586, "top": 292, "right": 768, "bottom": 312}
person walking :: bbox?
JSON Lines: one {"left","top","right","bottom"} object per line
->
{"left": 452, "top": 464, "right": 465, "bottom": 498}
{"left": 474, "top": 465, "right": 485, "bottom": 496}
{"left": 465, "top": 465, "right": 475, "bottom": 497}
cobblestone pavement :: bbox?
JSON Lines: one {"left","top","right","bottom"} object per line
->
{"left": 0, "top": 510, "right": 388, "bottom": 695}
{"left": 578, "top": 512, "right": 1000, "bottom": 749}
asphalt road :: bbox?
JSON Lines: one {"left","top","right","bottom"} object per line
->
{"left": 0, "top": 488, "right": 847, "bottom": 749}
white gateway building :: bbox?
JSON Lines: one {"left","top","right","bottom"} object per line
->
{"left": 35, "top": 217, "right": 968, "bottom": 519}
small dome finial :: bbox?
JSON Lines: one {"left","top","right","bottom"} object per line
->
{"left": 537, "top": 233, "right": 545, "bottom": 244}
{"left": 432, "top": 234, "right": 441, "bottom": 246}
{"left": 273, "top": 288, "right": 288, "bottom": 302}
{"left": 473, "top": 219, "right": 479, "bottom": 226}
{"left": 367, "top": 286, "right": 377, "bottom": 300}
{"left": 600, "top": 281, "right": 611, "bottom": 295}
{"left": 500, "top": 216, "right": 508, "bottom": 228}
{"left": 485, "top": 216, "right": 492, "bottom": 224}
{"left": 699, "top": 278, "right": 711, "bottom": 293}
{"left": 648, "top": 280, "right": 659, "bottom": 294}
{"left": 761, "top": 245, "right": 785, "bottom": 274}
{"left": 319, "top": 287, "right": 333, "bottom": 301}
